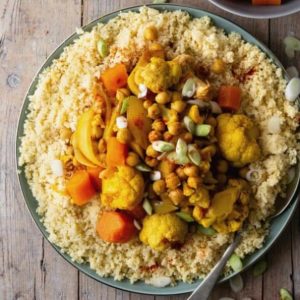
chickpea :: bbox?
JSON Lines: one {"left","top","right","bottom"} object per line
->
{"left": 171, "top": 100, "right": 186, "bottom": 113}
{"left": 183, "top": 182, "right": 194, "bottom": 196}
{"left": 180, "top": 132, "right": 193, "bottom": 143}
{"left": 91, "top": 126, "right": 103, "bottom": 140}
{"left": 172, "top": 91, "right": 182, "bottom": 102}
{"left": 116, "top": 128, "right": 131, "bottom": 144}
{"left": 167, "top": 121, "right": 182, "bottom": 136}
{"left": 152, "top": 119, "right": 166, "bottom": 132}
{"left": 145, "top": 156, "right": 159, "bottom": 168}
{"left": 201, "top": 145, "right": 217, "bottom": 160}
{"left": 148, "top": 130, "right": 162, "bottom": 143}
{"left": 146, "top": 145, "right": 159, "bottom": 158}
{"left": 149, "top": 42, "right": 164, "bottom": 58}
{"left": 169, "top": 188, "right": 185, "bottom": 205}
{"left": 126, "top": 152, "right": 140, "bottom": 167}
{"left": 155, "top": 91, "right": 171, "bottom": 104}
{"left": 149, "top": 42, "right": 163, "bottom": 51}
{"left": 183, "top": 165, "right": 199, "bottom": 177}
{"left": 187, "top": 176, "right": 202, "bottom": 189}
{"left": 206, "top": 116, "right": 217, "bottom": 127}
{"left": 216, "top": 160, "right": 229, "bottom": 173}
{"left": 143, "top": 99, "right": 153, "bottom": 110}
{"left": 153, "top": 179, "right": 166, "bottom": 195}
{"left": 147, "top": 103, "right": 160, "bottom": 119}
{"left": 165, "top": 172, "right": 181, "bottom": 190}
{"left": 144, "top": 26, "right": 158, "bottom": 41}
{"left": 169, "top": 109, "right": 179, "bottom": 122}
{"left": 60, "top": 128, "right": 72, "bottom": 141}
{"left": 163, "top": 131, "right": 173, "bottom": 142}
{"left": 189, "top": 105, "right": 203, "bottom": 124}
{"left": 176, "top": 167, "right": 187, "bottom": 180}
{"left": 193, "top": 206, "right": 204, "bottom": 222}
{"left": 98, "top": 139, "right": 106, "bottom": 153}
{"left": 216, "top": 173, "right": 227, "bottom": 185}
{"left": 211, "top": 58, "right": 226, "bottom": 74}
{"left": 116, "top": 88, "right": 131, "bottom": 102}
{"left": 199, "top": 161, "right": 210, "bottom": 173}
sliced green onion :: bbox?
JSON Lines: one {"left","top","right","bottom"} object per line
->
{"left": 143, "top": 199, "right": 153, "bottom": 215}
{"left": 280, "top": 288, "right": 293, "bottom": 300}
{"left": 285, "top": 77, "right": 300, "bottom": 102}
{"left": 229, "top": 274, "right": 244, "bottom": 293}
{"left": 198, "top": 224, "right": 216, "bottom": 236}
{"left": 176, "top": 211, "right": 194, "bottom": 222}
{"left": 252, "top": 259, "right": 267, "bottom": 277}
{"left": 136, "top": 163, "right": 152, "bottom": 172}
{"left": 120, "top": 97, "right": 129, "bottom": 114}
{"left": 167, "top": 151, "right": 190, "bottom": 165}
{"left": 97, "top": 39, "right": 108, "bottom": 58}
{"left": 187, "top": 144, "right": 201, "bottom": 166}
{"left": 152, "top": 140, "right": 175, "bottom": 152}
{"left": 195, "top": 124, "right": 212, "bottom": 137}
{"left": 183, "top": 116, "right": 195, "bottom": 134}
{"left": 285, "top": 47, "right": 295, "bottom": 59}
{"left": 229, "top": 253, "right": 243, "bottom": 272}
{"left": 182, "top": 78, "right": 196, "bottom": 98}
{"left": 133, "top": 219, "right": 142, "bottom": 230}
{"left": 176, "top": 138, "right": 187, "bottom": 157}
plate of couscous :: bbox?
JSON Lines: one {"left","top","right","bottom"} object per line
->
{"left": 16, "top": 4, "right": 300, "bottom": 296}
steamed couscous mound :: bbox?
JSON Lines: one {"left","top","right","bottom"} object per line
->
{"left": 19, "top": 7, "right": 299, "bottom": 284}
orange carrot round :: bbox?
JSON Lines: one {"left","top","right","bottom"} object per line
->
{"left": 66, "top": 170, "right": 96, "bottom": 206}
{"left": 218, "top": 85, "right": 241, "bottom": 111}
{"left": 101, "top": 64, "right": 128, "bottom": 95}
{"left": 96, "top": 211, "right": 137, "bottom": 243}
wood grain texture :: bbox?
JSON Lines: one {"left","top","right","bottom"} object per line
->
{"left": 0, "top": 0, "right": 299, "bottom": 299}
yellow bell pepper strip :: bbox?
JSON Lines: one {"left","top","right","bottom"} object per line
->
{"left": 127, "top": 96, "right": 152, "bottom": 149}
{"left": 75, "top": 109, "right": 103, "bottom": 166}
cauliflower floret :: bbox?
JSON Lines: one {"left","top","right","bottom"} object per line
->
{"left": 101, "top": 166, "right": 144, "bottom": 210}
{"left": 135, "top": 57, "right": 182, "bottom": 93}
{"left": 139, "top": 213, "right": 188, "bottom": 251}
{"left": 217, "top": 114, "right": 261, "bottom": 167}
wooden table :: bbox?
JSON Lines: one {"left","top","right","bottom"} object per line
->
{"left": 0, "top": 0, "right": 299, "bottom": 299}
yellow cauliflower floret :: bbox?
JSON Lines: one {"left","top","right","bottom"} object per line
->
{"left": 101, "top": 166, "right": 144, "bottom": 210}
{"left": 217, "top": 114, "right": 261, "bottom": 167}
{"left": 135, "top": 57, "right": 182, "bottom": 93}
{"left": 139, "top": 213, "right": 188, "bottom": 251}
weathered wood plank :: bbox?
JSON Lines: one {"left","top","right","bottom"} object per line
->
{"left": 0, "top": 0, "right": 81, "bottom": 299}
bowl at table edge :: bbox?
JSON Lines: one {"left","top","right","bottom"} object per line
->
{"left": 208, "top": 0, "right": 300, "bottom": 19}
{"left": 16, "top": 3, "right": 300, "bottom": 296}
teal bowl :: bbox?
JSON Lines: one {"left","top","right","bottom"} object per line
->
{"left": 16, "top": 3, "right": 300, "bottom": 296}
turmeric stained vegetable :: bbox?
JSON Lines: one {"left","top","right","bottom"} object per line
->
{"left": 96, "top": 211, "right": 137, "bottom": 243}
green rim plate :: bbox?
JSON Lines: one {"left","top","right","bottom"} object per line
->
{"left": 16, "top": 3, "right": 300, "bottom": 296}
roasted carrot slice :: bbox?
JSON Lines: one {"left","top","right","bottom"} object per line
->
{"left": 218, "top": 86, "right": 241, "bottom": 111}
{"left": 66, "top": 170, "right": 96, "bottom": 206}
{"left": 96, "top": 211, "right": 137, "bottom": 243}
{"left": 106, "top": 137, "right": 128, "bottom": 167}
